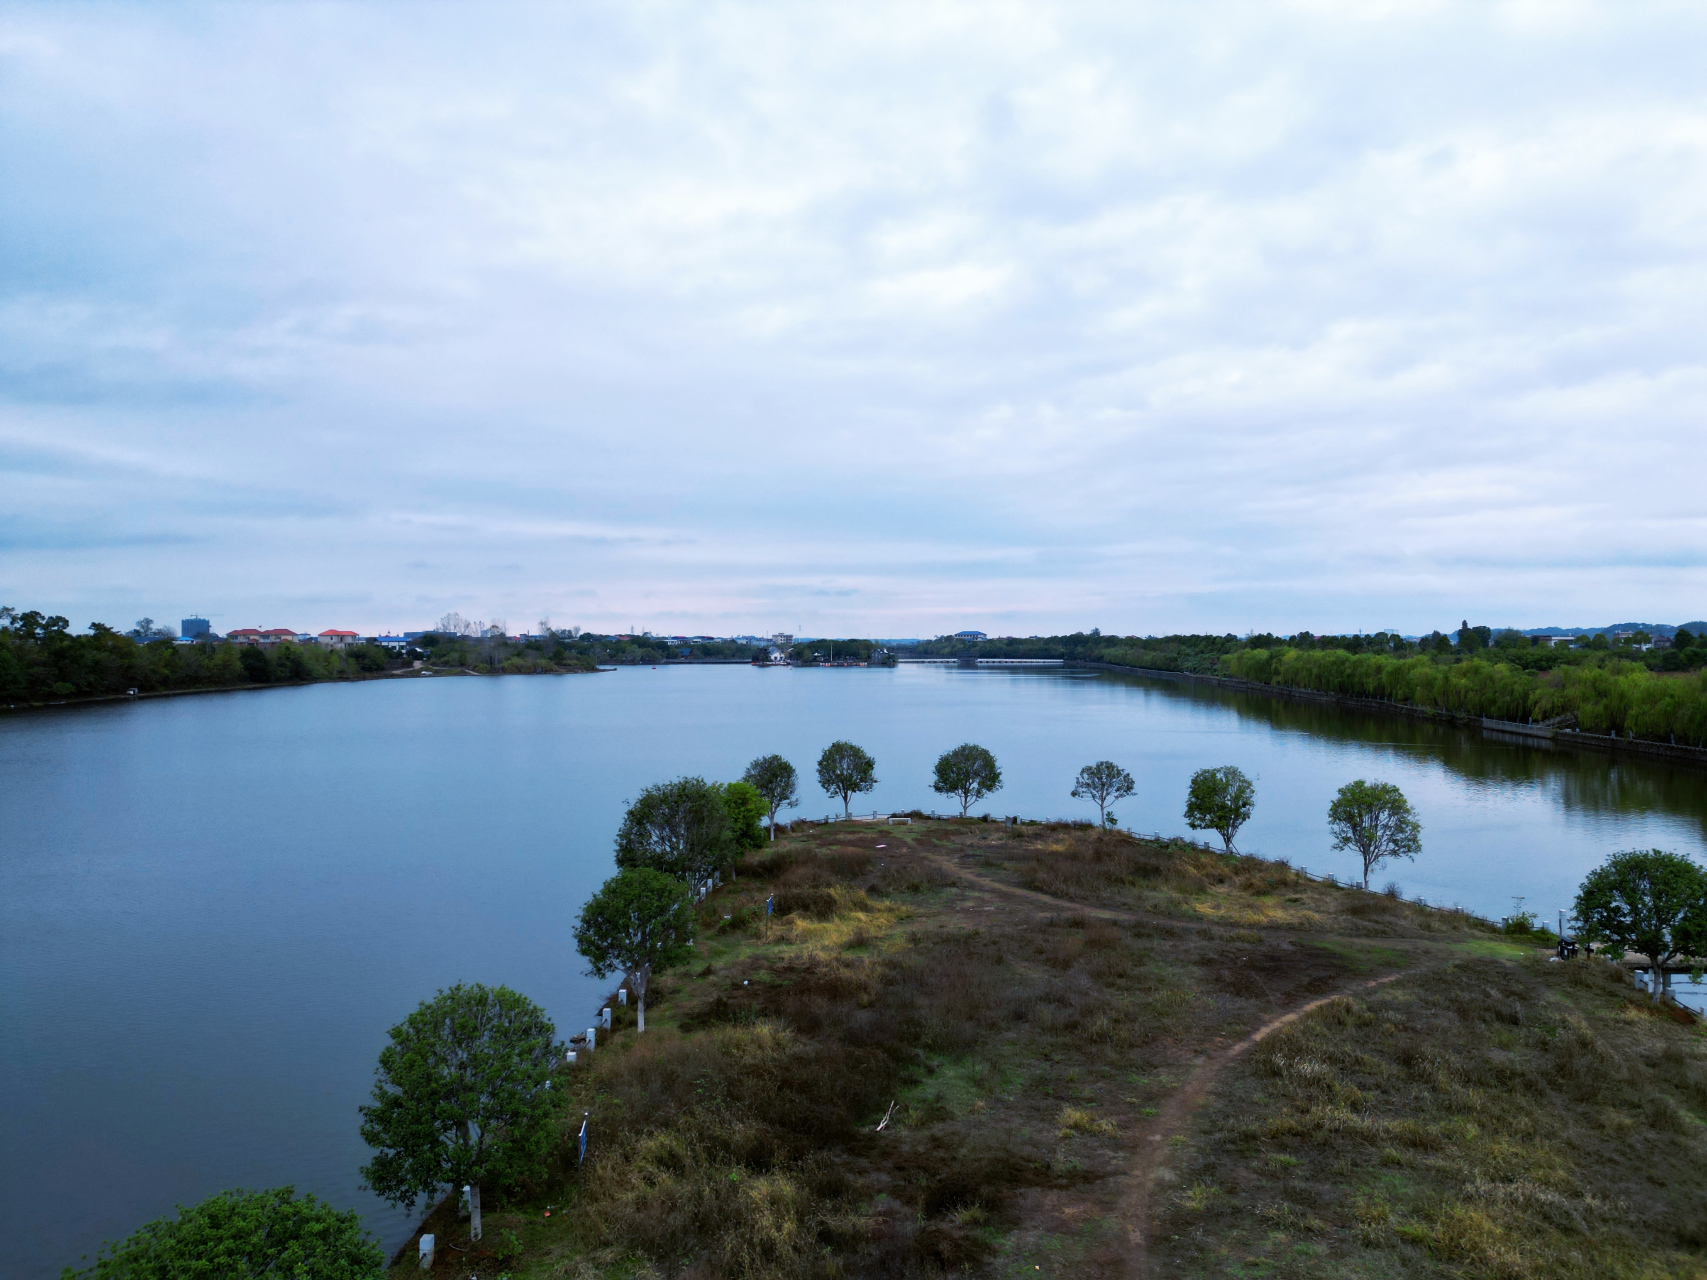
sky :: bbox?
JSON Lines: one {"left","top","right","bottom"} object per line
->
{"left": 2, "top": 1, "right": 1705, "bottom": 639}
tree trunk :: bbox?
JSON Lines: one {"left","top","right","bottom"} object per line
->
{"left": 634, "top": 964, "right": 650, "bottom": 1033}
{"left": 469, "top": 1183, "right": 481, "bottom": 1242}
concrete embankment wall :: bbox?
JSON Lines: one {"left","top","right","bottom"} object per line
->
{"left": 1067, "top": 660, "right": 1707, "bottom": 770}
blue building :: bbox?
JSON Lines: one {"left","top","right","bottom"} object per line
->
{"left": 181, "top": 616, "right": 211, "bottom": 640}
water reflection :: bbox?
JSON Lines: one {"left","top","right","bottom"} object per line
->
{"left": 1114, "top": 673, "right": 1707, "bottom": 840}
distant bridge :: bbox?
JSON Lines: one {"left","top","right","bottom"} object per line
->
{"left": 896, "top": 657, "right": 1064, "bottom": 666}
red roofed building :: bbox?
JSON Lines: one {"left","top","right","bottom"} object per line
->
{"left": 259, "top": 628, "right": 297, "bottom": 643}
{"left": 317, "top": 629, "right": 359, "bottom": 649}
{"left": 226, "top": 628, "right": 263, "bottom": 643}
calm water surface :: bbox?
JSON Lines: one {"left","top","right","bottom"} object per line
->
{"left": 4, "top": 665, "right": 1704, "bottom": 1275}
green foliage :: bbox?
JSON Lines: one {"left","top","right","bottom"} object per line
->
{"left": 1574, "top": 849, "right": 1707, "bottom": 970}
{"left": 0, "top": 608, "right": 408, "bottom": 702}
{"left": 1070, "top": 760, "right": 1135, "bottom": 826}
{"left": 574, "top": 867, "right": 696, "bottom": 1029}
{"left": 1183, "top": 765, "right": 1256, "bottom": 853}
{"left": 816, "top": 740, "right": 877, "bottom": 818}
{"left": 614, "top": 776, "right": 733, "bottom": 887}
{"left": 358, "top": 984, "right": 560, "bottom": 1212}
{"left": 788, "top": 638, "right": 879, "bottom": 663}
{"left": 720, "top": 780, "right": 768, "bottom": 852}
{"left": 742, "top": 753, "right": 799, "bottom": 838}
{"left": 930, "top": 742, "right": 1003, "bottom": 817}
{"left": 1222, "top": 645, "right": 1707, "bottom": 746}
{"left": 1327, "top": 779, "right": 1422, "bottom": 890}
{"left": 62, "top": 1186, "right": 383, "bottom": 1280}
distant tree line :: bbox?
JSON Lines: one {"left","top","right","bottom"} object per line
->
{"left": 903, "top": 621, "right": 1707, "bottom": 749}
{"left": 0, "top": 608, "right": 395, "bottom": 704}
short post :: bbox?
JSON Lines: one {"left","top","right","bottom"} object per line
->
{"left": 617, "top": 988, "right": 628, "bottom": 1006}
{"left": 418, "top": 1234, "right": 435, "bottom": 1269}
{"left": 586, "top": 1026, "right": 597, "bottom": 1050}
{"left": 566, "top": 1049, "right": 577, "bottom": 1065}
{"left": 600, "top": 1006, "right": 612, "bottom": 1030}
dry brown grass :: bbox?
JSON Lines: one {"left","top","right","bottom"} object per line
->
{"left": 1156, "top": 956, "right": 1707, "bottom": 1278}
{"left": 387, "top": 823, "right": 1701, "bottom": 1280}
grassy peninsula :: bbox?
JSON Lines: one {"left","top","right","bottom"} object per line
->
{"left": 390, "top": 820, "right": 1707, "bottom": 1279}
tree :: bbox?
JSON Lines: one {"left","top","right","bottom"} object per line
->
{"left": 743, "top": 754, "right": 800, "bottom": 838}
{"left": 615, "top": 776, "right": 732, "bottom": 888}
{"left": 931, "top": 743, "right": 1003, "bottom": 817}
{"left": 1071, "top": 761, "right": 1135, "bottom": 826}
{"left": 62, "top": 1187, "right": 382, "bottom": 1279}
{"left": 1183, "top": 765, "right": 1256, "bottom": 853}
{"left": 1327, "top": 780, "right": 1422, "bottom": 890}
{"left": 721, "top": 780, "right": 768, "bottom": 853}
{"left": 817, "top": 740, "right": 877, "bottom": 818}
{"left": 574, "top": 867, "right": 696, "bottom": 1032}
{"left": 359, "top": 984, "right": 559, "bottom": 1243}
{"left": 1574, "top": 850, "right": 1707, "bottom": 1003}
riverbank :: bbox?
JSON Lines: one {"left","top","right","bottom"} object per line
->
{"left": 379, "top": 820, "right": 1707, "bottom": 1279}
{"left": 1070, "top": 659, "right": 1707, "bottom": 769}
{"left": 0, "top": 659, "right": 609, "bottom": 714}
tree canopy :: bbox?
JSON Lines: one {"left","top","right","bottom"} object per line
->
{"left": 1070, "top": 760, "right": 1135, "bottom": 826}
{"left": 721, "top": 780, "right": 768, "bottom": 853}
{"left": 615, "top": 776, "right": 733, "bottom": 888}
{"left": 359, "top": 983, "right": 559, "bottom": 1241}
{"left": 1327, "top": 779, "right": 1422, "bottom": 890}
{"left": 1183, "top": 765, "right": 1256, "bottom": 853}
{"left": 742, "top": 753, "right": 800, "bottom": 838}
{"left": 62, "top": 1187, "right": 382, "bottom": 1280}
{"left": 816, "top": 741, "right": 877, "bottom": 818}
{"left": 930, "top": 743, "right": 1003, "bottom": 817}
{"left": 574, "top": 866, "right": 696, "bottom": 1032}
{"left": 1574, "top": 849, "right": 1707, "bottom": 997}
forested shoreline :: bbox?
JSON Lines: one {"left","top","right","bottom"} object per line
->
{"left": 0, "top": 610, "right": 598, "bottom": 706}
{"left": 9, "top": 607, "right": 1707, "bottom": 745}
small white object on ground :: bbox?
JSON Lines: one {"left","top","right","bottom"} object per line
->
{"left": 418, "top": 1234, "right": 434, "bottom": 1268}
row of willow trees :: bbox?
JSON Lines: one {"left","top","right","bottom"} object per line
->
{"left": 1220, "top": 647, "right": 1707, "bottom": 747}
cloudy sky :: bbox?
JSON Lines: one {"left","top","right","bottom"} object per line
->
{"left": 2, "top": 1, "right": 1704, "bottom": 638}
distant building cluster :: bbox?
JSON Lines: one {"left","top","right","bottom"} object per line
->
{"left": 176, "top": 617, "right": 378, "bottom": 650}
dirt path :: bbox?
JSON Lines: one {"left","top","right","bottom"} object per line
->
{"left": 1118, "top": 971, "right": 1406, "bottom": 1278}
{"left": 911, "top": 841, "right": 1426, "bottom": 1275}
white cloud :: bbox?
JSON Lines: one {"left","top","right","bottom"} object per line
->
{"left": 1, "top": 0, "right": 1704, "bottom": 636}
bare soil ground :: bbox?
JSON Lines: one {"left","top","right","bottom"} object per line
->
{"left": 388, "top": 821, "right": 1707, "bottom": 1280}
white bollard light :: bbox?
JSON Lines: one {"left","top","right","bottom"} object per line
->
{"left": 587, "top": 1026, "right": 597, "bottom": 1050}
{"left": 418, "top": 1234, "right": 435, "bottom": 1269}
{"left": 566, "top": 1050, "right": 577, "bottom": 1065}
{"left": 600, "top": 1007, "right": 612, "bottom": 1030}
{"left": 617, "top": 988, "right": 628, "bottom": 1006}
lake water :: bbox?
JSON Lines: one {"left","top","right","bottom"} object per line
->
{"left": 4, "top": 664, "right": 1704, "bottom": 1276}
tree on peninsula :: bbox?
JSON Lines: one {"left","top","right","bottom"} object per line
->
{"left": 1071, "top": 760, "right": 1135, "bottom": 826}
{"left": 574, "top": 867, "right": 696, "bottom": 1032}
{"left": 1184, "top": 765, "right": 1256, "bottom": 853}
{"left": 1574, "top": 849, "right": 1707, "bottom": 1003}
{"left": 721, "top": 780, "right": 769, "bottom": 853}
{"left": 1327, "top": 779, "right": 1421, "bottom": 890}
{"left": 743, "top": 753, "right": 800, "bottom": 838}
{"left": 359, "top": 983, "right": 559, "bottom": 1244}
{"left": 615, "top": 776, "right": 732, "bottom": 888}
{"left": 63, "top": 1187, "right": 382, "bottom": 1280}
{"left": 931, "top": 743, "right": 1003, "bottom": 817}
{"left": 817, "top": 740, "right": 877, "bottom": 818}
